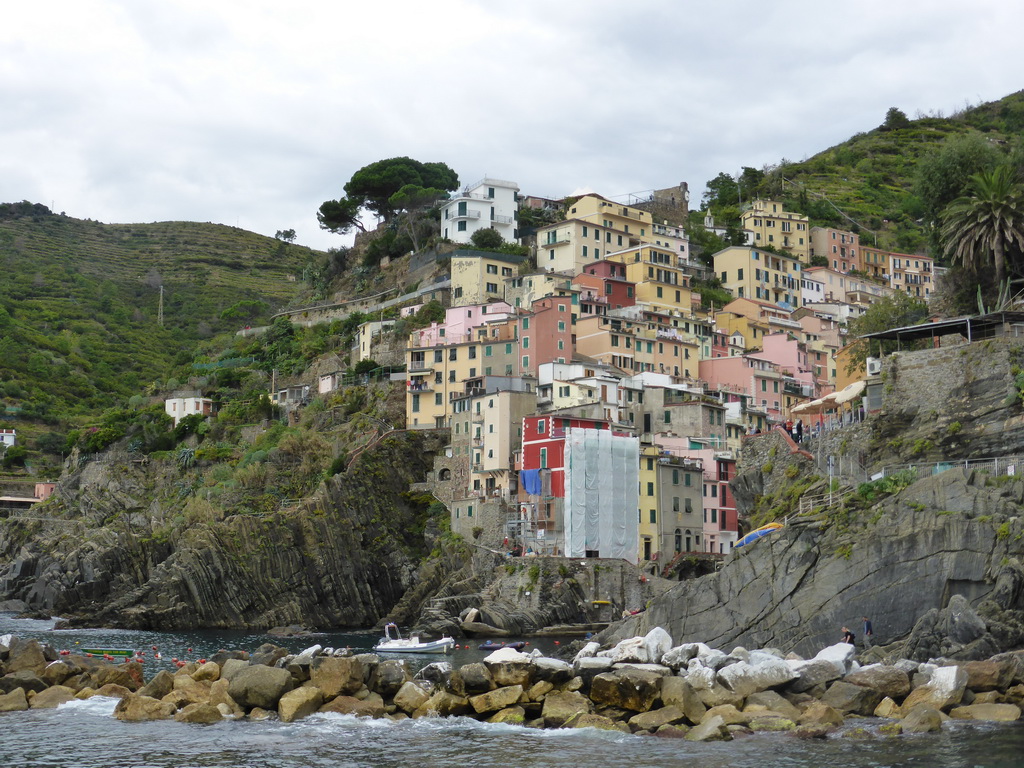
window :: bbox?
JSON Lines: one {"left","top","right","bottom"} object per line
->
{"left": 582, "top": 245, "right": 588, "bottom": 258}
{"left": 684, "top": 473, "right": 691, "bottom": 487}
{"left": 664, "top": 410, "right": 671, "bottom": 424}
{"left": 647, "top": 482, "right": 654, "bottom": 496}
{"left": 522, "top": 318, "right": 530, "bottom": 330}
{"left": 522, "top": 355, "right": 529, "bottom": 369}
{"left": 457, "top": 221, "right": 467, "bottom": 231}
{"left": 486, "top": 264, "right": 498, "bottom": 274}
{"left": 672, "top": 497, "right": 680, "bottom": 512}
{"left": 434, "top": 349, "right": 443, "bottom": 363}
{"left": 539, "top": 448, "right": 548, "bottom": 468}
{"left": 649, "top": 509, "right": 657, "bottom": 524}
{"left": 411, "top": 394, "right": 420, "bottom": 412}
{"left": 522, "top": 336, "right": 529, "bottom": 349}
{"left": 558, "top": 321, "right": 566, "bottom": 331}
{"left": 486, "top": 282, "right": 498, "bottom": 293}
{"left": 468, "top": 346, "right": 477, "bottom": 359}
{"left": 485, "top": 346, "right": 492, "bottom": 357}
{"left": 434, "top": 393, "right": 442, "bottom": 405}
{"left": 684, "top": 498, "right": 693, "bottom": 513}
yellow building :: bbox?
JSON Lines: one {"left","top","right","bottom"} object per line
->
{"left": 741, "top": 200, "right": 810, "bottom": 262}
{"left": 406, "top": 337, "right": 520, "bottom": 429}
{"left": 604, "top": 244, "right": 693, "bottom": 314}
{"left": 638, "top": 446, "right": 703, "bottom": 562}
{"left": 714, "top": 246, "right": 802, "bottom": 307}
{"left": 450, "top": 250, "right": 527, "bottom": 307}
{"left": 574, "top": 314, "right": 696, "bottom": 378}
{"left": 533, "top": 194, "right": 658, "bottom": 275}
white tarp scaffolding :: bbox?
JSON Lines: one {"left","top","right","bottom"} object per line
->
{"left": 563, "top": 427, "right": 639, "bottom": 562}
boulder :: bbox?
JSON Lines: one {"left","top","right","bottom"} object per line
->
{"left": 94, "top": 684, "right": 133, "bottom": 699}
{"left": 962, "top": 660, "right": 1015, "bottom": 692}
{"left": 797, "top": 701, "right": 845, "bottom": 727}
{"left": 1, "top": 671, "right": 47, "bottom": 694}
{"left": 717, "top": 658, "right": 797, "bottom": 698}
{"left": 744, "top": 691, "right": 801, "bottom": 721}
{"left": 40, "top": 661, "right": 73, "bottom": 687}
{"left": 785, "top": 659, "right": 843, "bottom": 693}
{"left": 0, "top": 687, "right": 28, "bottom": 712}
{"left": 821, "top": 681, "right": 883, "bottom": 716}
{"left": 249, "top": 643, "right": 289, "bottom": 667}
{"left": 174, "top": 702, "right": 224, "bottom": 724}
{"left": 393, "top": 681, "right": 431, "bottom": 714}
{"left": 748, "top": 716, "right": 796, "bottom": 731}
{"left": 653, "top": 723, "right": 691, "bottom": 738}
{"left": 469, "top": 684, "right": 524, "bottom": 714}
{"left": 900, "top": 706, "right": 943, "bottom": 733}
{"left": 278, "top": 687, "right": 324, "bottom": 722}
{"left": 114, "top": 693, "right": 176, "bottom": 721}
{"left": 138, "top": 670, "right": 175, "bottom": 700}
{"left": 220, "top": 659, "right": 250, "bottom": 682}
{"left": 415, "top": 662, "right": 451, "bottom": 687}
{"left": 310, "top": 656, "right": 364, "bottom": 699}
{"left": 566, "top": 712, "right": 630, "bottom": 732}
{"left": 247, "top": 707, "right": 273, "bottom": 720}
{"left": 685, "top": 714, "right": 731, "bottom": 742}
{"left": 206, "top": 679, "right": 242, "bottom": 720}
{"left": 622, "top": 708, "right": 688, "bottom": 729}
{"left": 572, "top": 641, "right": 600, "bottom": 663}
{"left": 948, "top": 703, "right": 1021, "bottom": 721}
{"left": 412, "top": 690, "right": 469, "bottom": 718}
{"left": 527, "top": 680, "right": 554, "bottom": 701}
{"left": 790, "top": 724, "right": 835, "bottom": 740}
{"left": 573, "top": 656, "right": 613, "bottom": 689}
{"left": 589, "top": 669, "right": 661, "bottom": 712}
{"left": 661, "top": 644, "right": 700, "bottom": 671}
{"left": 484, "top": 650, "right": 535, "bottom": 688}
{"left": 6, "top": 639, "right": 48, "bottom": 675}
{"left": 369, "top": 659, "right": 408, "bottom": 697}
{"left": 811, "top": 643, "right": 857, "bottom": 676}
{"left": 874, "top": 697, "right": 901, "bottom": 718}
{"left": 541, "top": 690, "right": 593, "bottom": 727}
{"left": 319, "top": 694, "right": 385, "bottom": 718}
{"left": 901, "top": 665, "right": 967, "bottom": 712}
{"left": 702, "top": 704, "right": 749, "bottom": 725}
{"left": 86, "top": 665, "right": 137, "bottom": 692}
{"left": 192, "top": 662, "right": 221, "bottom": 683}
{"left": 642, "top": 627, "right": 673, "bottom": 665}
{"left": 598, "top": 636, "right": 648, "bottom": 664}
{"left": 454, "top": 662, "right": 493, "bottom": 695}
{"left": 659, "top": 677, "right": 706, "bottom": 724}
{"left": 210, "top": 649, "right": 249, "bottom": 667}
{"left": 532, "top": 657, "right": 574, "bottom": 684}
{"left": 227, "top": 665, "right": 293, "bottom": 710}
{"left": 487, "top": 705, "right": 526, "bottom": 724}
{"left": 845, "top": 665, "right": 911, "bottom": 700}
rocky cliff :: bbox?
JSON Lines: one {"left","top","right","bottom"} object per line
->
{"left": 0, "top": 431, "right": 448, "bottom": 630}
{"left": 602, "top": 465, "right": 1024, "bottom": 661}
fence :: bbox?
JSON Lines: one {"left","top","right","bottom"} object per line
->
{"left": 881, "top": 455, "right": 1024, "bottom": 479}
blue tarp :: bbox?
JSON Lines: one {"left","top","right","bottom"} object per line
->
{"left": 735, "top": 525, "right": 783, "bottom": 548}
{"left": 521, "top": 468, "right": 542, "bottom": 496}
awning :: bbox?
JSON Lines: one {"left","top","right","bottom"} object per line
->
{"left": 791, "top": 394, "right": 837, "bottom": 415}
{"left": 831, "top": 380, "right": 866, "bottom": 406}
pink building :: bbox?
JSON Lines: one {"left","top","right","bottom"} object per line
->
{"left": 698, "top": 354, "right": 784, "bottom": 420}
{"left": 518, "top": 296, "right": 575, "bottom": 376}
{"left": 412, "top": 301, "right": 514, "bottom": 347}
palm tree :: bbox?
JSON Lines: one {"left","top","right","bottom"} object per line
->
{"left": 940, "top": 165, "right": 1024, "bottom": 288}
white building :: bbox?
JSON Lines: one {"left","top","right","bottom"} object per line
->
{"left": 0, "top": 428, "right": 15, "bottom": 447}
{"left": 441, "top": 177, "right": 520, "bottom": 244}
{"left": 164, "top": 395, "right": 214, "bottom": 427}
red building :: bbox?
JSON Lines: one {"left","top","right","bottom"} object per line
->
{"left": 518, "top": 296, "right": 575, "bottom": 376}
{"left": 573, "top": 262, "right": 636, "bottom": 318}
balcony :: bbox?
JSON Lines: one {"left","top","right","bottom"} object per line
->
{"left": 491, "top": 214, "right": 514, "bottom": 225}
{"left": 407, "top": 379, "right": 433, "bottom": 393}
{"left": 408, "top": 358, "right": 432, "bottom": 373}
{"left": 450, "top": 209, "right": 481, "bottom": 220}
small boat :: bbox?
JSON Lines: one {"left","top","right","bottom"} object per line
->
{"left": 373, "top": 623, "right": 454, "bottom": 654}
{"left": 478, "top": 640, "right": 525, "bottom": 651}
{"left": 734, "top": 522, "right": 784, "bottom": 548}
{"left": 80, "top": 647, "right": 136, "bottom": 658}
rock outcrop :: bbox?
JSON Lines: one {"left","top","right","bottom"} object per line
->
{"left": 601, "top": 468, "right": 1024, "bottom": 661}
{"left": 0, "top": 433, "right": 450, "bottom": 631}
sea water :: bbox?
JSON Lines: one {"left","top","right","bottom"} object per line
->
{"left": 2, "top": 614, "right": 1023, "bottom": 768}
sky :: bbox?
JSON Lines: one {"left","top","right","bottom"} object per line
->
{"left": 2, "top": 1, "right": 1021, "bottom": 252}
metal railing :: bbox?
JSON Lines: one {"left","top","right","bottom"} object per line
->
{"left": 881, "top": 455, "right": 1024, "bottom": 479}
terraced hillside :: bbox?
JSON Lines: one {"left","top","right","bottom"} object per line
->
{"left": 0, "top": 204, "right": 319, "bottom": 423}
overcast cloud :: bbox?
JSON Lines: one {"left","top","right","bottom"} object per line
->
{"left": 1, "top": 0, "right": 1020, "bottom": 251}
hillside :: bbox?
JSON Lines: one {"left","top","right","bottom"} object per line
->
{"left": 0, "top": 203, "right": 323, "bottom": 428}
{"left": 703, "top": 90, "right": 1024, "bottom": 255}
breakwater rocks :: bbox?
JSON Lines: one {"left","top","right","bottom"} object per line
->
{"left": 3, "top": 629, "right": 1023, "bottom": 739}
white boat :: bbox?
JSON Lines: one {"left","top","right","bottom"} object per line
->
{"left": 373, "top": 623, "right": 455, "bottom": 654}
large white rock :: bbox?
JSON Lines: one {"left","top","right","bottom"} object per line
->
{"left": 643, "top": 627, "right": 673, "bottom": 665}
{"left": 812, "top": 642, "right": 858, "bottom": 676}
{"left": 572, "top": 642, "right": 600, "bottom": 664}
{"left": 293, "top": 645, "right": 323, "bottom": 664}
{"left": 597, "top": 636, "right": 648, "bottom": 664}
{"left": 717, "top": 658, "right": 798, "bottom": 698}
{"left": 484, "top": 647, "right": 531, "bottom": 664}
{"left": 662, "top": 645, "right": 700, "bottom": 671}
{"left": 685, "top": 664, "right": 717, "bottom": 691}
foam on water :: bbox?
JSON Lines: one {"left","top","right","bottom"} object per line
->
{"left": 56, "top": 695, "right": 120, "bottom": 717}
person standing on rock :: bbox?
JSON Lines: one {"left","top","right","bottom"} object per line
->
{"left": 862, "top": 616, "right": 873, "bottom": 648}
{"left": 841, "top": 626, "right": 855, "bottom": 644}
